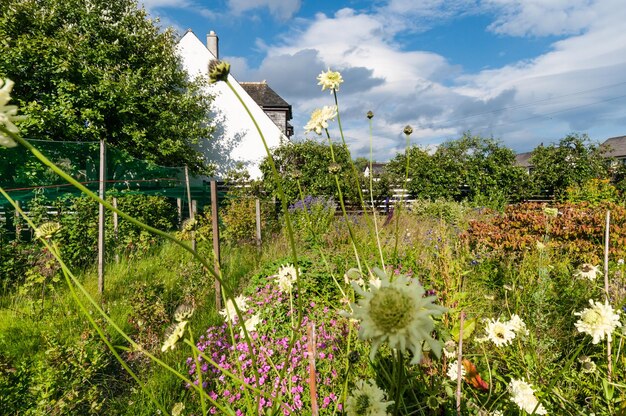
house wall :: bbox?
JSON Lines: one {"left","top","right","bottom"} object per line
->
{"left": 176, "top": 31, "right": 285, "bottom": 179}
{"left": 265, "top": 110, "right": 288, "bottom": 135}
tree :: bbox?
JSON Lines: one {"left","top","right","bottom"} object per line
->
{"left": 260, "top": 140, "right": 360, "bottom": 206}
{"left": 0, "top": 0, "right": 213, "bottom": 172}
{"left": 530, "top": 133, "right": 609, "bottom": 199}
{"left": 387, "top": 133, "right": 530, "bottom": 202}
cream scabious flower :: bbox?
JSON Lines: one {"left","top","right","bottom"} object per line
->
{"left": 446, "top": 360, "right": 466, "bottom": 381}
{"left": 161, "top": 321, "right": 188, "bottom": 352}
{"left": 508, "top": 314, "right": 529, "bottom": 336}
{"left": 347, "top": 268, "right": 446, "bottom": 364}
{"left": 240, "top": 313, "right": 261, "bottom": 337}
{"left": 219, "top": 294, "right": 248, "bottom": 323}
{"left": 508, "top": 379, "right": 547, "bottom": 415}
{"left": 574, "top": 299, "right": 622, "bottom": 344}
{"left": 345, "top": 379, "right": 393, "bottom": 416}
{"left": 275, "top": 263, "right": 299, "bottom": 293}
{"left": 484, "top": 318, "right": 516, "bottom": 347}
{"left": 0, "top": 78, "right": 22, "bottom": 148}
{"left": 443, "top": 340, "right": 457, "bottom": 359}
{"left": 304, "top": 105, "right": 337, "bottom": 135}
{"left": 574, "top": 263, "right": 601, "bottom": 281}
{"left": 35, "top": 222, "right": 61, "bottom": 239}
{"left": 317, "top": 69, "right": 343, "bottom": 93}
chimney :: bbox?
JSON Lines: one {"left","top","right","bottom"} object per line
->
{"left": 207, "top": 30, "right": 219, "bottom": 59}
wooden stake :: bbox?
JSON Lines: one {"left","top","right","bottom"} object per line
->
{"left": 98, "top": 139, "right": 106, "bottom": 295}
{"left": 113, "top": 197, "right": 119, "bottom": 264}
{"left": 255, "top": 198, "right": 262, "bottom": 247}
{"left": 211, "top": 180, "right": 222, "bottom": 310}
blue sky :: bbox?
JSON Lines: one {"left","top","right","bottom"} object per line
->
{"left": 142, "top": 0, "right": 626, "bottom": 160}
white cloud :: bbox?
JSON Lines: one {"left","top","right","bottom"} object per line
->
{"left": 483, "top": 0, "right": 596, "bottom": 37}
{"left": 227, "top": 0, "right": 301, "bottom": 20}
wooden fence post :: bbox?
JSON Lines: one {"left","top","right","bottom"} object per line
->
{"left": 176, "top": 198, "right": 182, "bottom": 228}
{"left": 98, "top": 139, "right": 106, "bottom": 295}
{"left": 210, "top": 180, "right": 222, "bottom": 310}
{"left": 255, "top": 198, "right": 262, "bottom": 247}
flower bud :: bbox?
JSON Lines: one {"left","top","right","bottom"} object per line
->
{"left": 403, "top": 125, "right": 413, "bottom": 135}
{"left": 208, "top": 60, "right": 230, "bottom": 84}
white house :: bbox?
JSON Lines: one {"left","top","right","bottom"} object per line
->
{"left": 177, "top": 30, "right": 291, "bottom": 179}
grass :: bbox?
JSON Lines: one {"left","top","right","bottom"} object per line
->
{"left": 1, "top": 200, "right": 625, "bottom": 414}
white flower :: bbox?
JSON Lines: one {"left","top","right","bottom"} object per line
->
{"left": 345, "top": 379, "right": 393, "bottom": 416}
{"left": 317, "top": 69, "right": 343, "bottom": 93}
{"left": 240, "top": 313, "right": 261, "bottom": 337}
{"left": 484, "top": 318, "right": 516, "bottom": 347}
{"left": 346, "top": 268, "right": 446, "bottom": 364}
{"left": 275, "top": 264, "right": 299, "bottom": 293}
{"left": 171, "top": 402, "right": 185, "bottom": 416}
{"left": 574, "top": 264, "right": 602, "bottom": 281}
{"left": 543, "top": 207, "right": 559, "bottom": 218}
{"left": 304, "top": 105, "right": 337, "bottom": 135}
{"left": 161, "top": 321, "right": 188, "bottom": 352}
{"left": 443, "top": 340, "right": 457, "bottom": 359}
{"left": 536, "top": 240, "right": 545, "bottom": 250}
{"left": 574, "top": 299, "right": 622, "bottom": 344}
{"left": 446, "top": 360, "right": 466, "bottom": 381}
{"left": 508, "top": 314, "right": 529, "bottom": 336}
{"left": 508, "top": 379, "right": 547, "bottom": 415}
{"left": 219, "top": 294, "right": 248, "bottom": 323}
{"left": 0, "top": 78, "right": 22, "bottom": 148}
{"left": 34, "top": 222, "right": 61, "bottom": 239}
{"left": 174, "top": 304, "right": 195, "bottom": 322}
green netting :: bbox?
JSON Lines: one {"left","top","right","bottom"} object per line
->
{"left": 0, "top": 140, "right": 217, "bottom": 208}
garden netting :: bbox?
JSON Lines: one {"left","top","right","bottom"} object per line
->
{"left": 0, "top": 140, "right": 217, "bottom": 209}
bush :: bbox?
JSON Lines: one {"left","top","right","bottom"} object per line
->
{"left": 288, "top": 196, "right": 336, "bottom": 244}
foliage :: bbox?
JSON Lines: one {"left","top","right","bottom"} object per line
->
{"left": 386, "top": 133, "right": 531, "bottom": 202}
{"left": 566, "top": 178, "right": 620, "bottom": 206}
{"left": 260, "top": 139, "right": 361, "bottom": 206}
{"left": 530, "top": 133, "right": 610, "bottom": 199}
{"left": 0, "top": 0, "right": 213, "bottom": 172}
{"left": 410, "top": 198, "right": 472, "bottom": 226}
{"left": 464, "top": 201, "right": 626, "bottom": 263}
{"left": 221, "top": 197, "right": 262, "bottom": 244}
{"left": 288, "top": 195, "right": 336, "bottom": 245}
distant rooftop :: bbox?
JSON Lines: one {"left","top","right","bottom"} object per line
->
{"left": 240, "top": 82, "right": 292, "bottom": 120}
{"left": 514, "top": 151, "right": 533, "bottom": 167}
{"left": 600, "top": 135, "right": 626, "bottom": 158}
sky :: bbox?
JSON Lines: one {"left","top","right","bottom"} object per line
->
{"left": 141, "top": 0, "right": 626, "bottom": 161}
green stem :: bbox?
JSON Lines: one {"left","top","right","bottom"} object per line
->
{"left": 368, "top": 116, "right": 385, "bottom": 269}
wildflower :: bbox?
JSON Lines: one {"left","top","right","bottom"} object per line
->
{"left": 574, "top": 263, "right": 601, "bottom": 281}
{"left": 536, "top": 240, "right": 545, "bottom": 250}
{"left": 346, "top": 268, "right": 446, "bottom": 364}
{"left": 447, "top": 360, "right": 466, "bottom": 381}
{"left": 574, "top": 299, "right": 622, "bottom": 344}
{"left": 219, "top": 294, "right": 248, "bottom": 323}
{"left": 581, "top": 360, "right": 596, "bottom": 374}
{"left": 508, "top": 379, "right": 547, "bottom": 415}
{"left": 240, "top": 313, "right": 261, "bottom": 337}
{"left": 182, "top": 218, "right": 197, "bottom": 232}
{"left": 618, "top": 259, "right": 624, "bottom": 265}
{"left": 483, "top": 318, "right": 516, "bottom": 347}
{"left": 317, "top": 69, "right": 343, "bottom": 93}
{"left": 161, "top": 321, "right": 188, "bottom": 352}
{"left": 0, "top": 78, "right": 22, "bottom": 148}
{"left": 508, "top": 314, "right": 529, "bottom": 336}
{"left": 35, "top": 222, "right": 61, "bottom": 239}
{"left": 403, "top": 125, "right": 413, "bottom": 135}
{"left": 443, "top": 340, "right": 457, "bottom": 359}
{"left": 275, "top": 264, "right": 299, "bottom": 293}
{"left": 171, "top": 402, "right": 185, "bottom": 416}
{"left": 543, "top": 207, "right": 558, "bottom": 218}
{"left": 174, "top": 304, "right": 195, "bottom": 322}
{"left": 304, "top": 105, "right": 337, "bottom": 135}
{"left": 328, "top": 163, "right": 342, "bottom": 175}
{"left": 345, "top": 379, "right": 393, "bottom": 416}
{"left": 208, "top": 60, "right": 230, "bottom": 83}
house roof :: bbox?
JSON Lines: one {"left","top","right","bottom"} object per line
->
{"left": 240, "top": 82, "right": 292, "bottom": 120}
{"left": 514, "top": 151, "right": 533, "bottom": 167}
{"left": 600, "top": 135, "right": 626, "bottom": 158}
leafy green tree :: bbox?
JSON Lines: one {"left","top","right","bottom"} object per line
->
{"left": 0, "top": 0, "right": 212, "bottom": 172}
{"left": 530, "top": 133, "right": 609, "bottom": 199}
{"left": 260, "top": 139, "right": 360, "bottom": 206}
{"left": 387, "top": 133, "right": 529, "bottom": 202}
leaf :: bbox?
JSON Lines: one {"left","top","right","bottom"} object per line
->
{"left": 462, "top": 359, "right": 489, "bottom": 391}
{"left": 451, "top": 318, "right": 476, "bottom": 342}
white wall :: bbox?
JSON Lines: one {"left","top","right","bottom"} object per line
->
{"left": 177, "top": 31, "right": 285, "bottom": 179}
